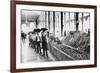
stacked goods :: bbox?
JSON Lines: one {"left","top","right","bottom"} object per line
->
{"left": 61, "top": 31, "right": 90, "bottom": 53}
{"left": 48, "top": 31, "right": 90, "bottom": 61}
{"left": 62, "top": 31, "right": 81, "bottom": 47}
{"left": 61, "top": 45, "right": 90, "bottom": 60}
{"left": 51, "top": 43, "right": 90, "bottom": 60}
{"left": 61, "top": 32, "right": 71, "bottom": 44}
{"left": 78, "top": 34, "right": 90, "bottom": 53}
{"left": 49, "top": 43, "right": 73, "bottom": 61}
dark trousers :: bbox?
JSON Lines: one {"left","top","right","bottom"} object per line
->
{"left": 37, "top": 42, "right": 41, "bottom": 53}
{"left": 34, "top": 41, "right": 37, "bottom": 51}
{"left": 42, "top": 42, "right": 48, "bottom": 56}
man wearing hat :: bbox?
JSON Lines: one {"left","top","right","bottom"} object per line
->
{"left": 41, "top": 30, "right": 48, "bottom": 57}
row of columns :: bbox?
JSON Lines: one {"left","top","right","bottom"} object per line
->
{"left": 40, "top": 11, "right": 90, "bottom": 37}
{"left": 22, "top": 11, "right": 90, "bottom": 37}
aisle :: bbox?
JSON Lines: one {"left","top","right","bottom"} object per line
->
{"left": 22, "top": 38, "right": 55, "bottom": 63}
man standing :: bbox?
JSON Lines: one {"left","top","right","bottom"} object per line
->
{"left": 41, "top": 31, "right": 48, "bottom": 57}
{"left": 36, "top": 32, "right": 41, "bottom": 54}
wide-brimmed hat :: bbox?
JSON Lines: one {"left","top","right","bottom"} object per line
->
{"left": 33, "top": 28, "right": 41, "bottom": 33}
{"left": 41, "top": 28, "right": 48, "bottom": 32}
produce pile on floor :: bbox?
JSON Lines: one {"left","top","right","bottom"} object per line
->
{"left": 49, "top": 31, "right": 90, "bottom": 61}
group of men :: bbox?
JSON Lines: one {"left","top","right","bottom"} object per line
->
{"left": 29, "top": 29, "right": 49, "bottom": 57}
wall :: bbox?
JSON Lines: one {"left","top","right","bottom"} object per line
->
{"left": 0, "top": 0, "right": 100, "bottom": 73}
